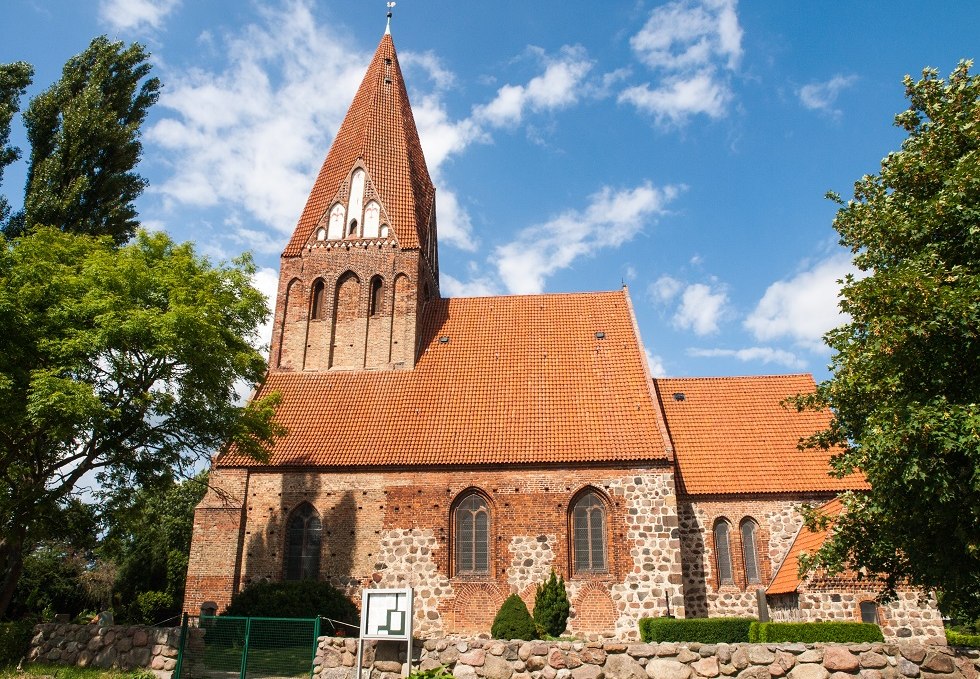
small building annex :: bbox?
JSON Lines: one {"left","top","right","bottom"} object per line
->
{"left": 183, "top": 26, "right": 943, "bottom": 642}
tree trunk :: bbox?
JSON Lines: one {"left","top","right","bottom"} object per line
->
{"left": 0, "top": 534, "right": 25, "bottom": 619}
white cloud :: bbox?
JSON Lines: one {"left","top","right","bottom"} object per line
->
{"left": 650, "top": 275, "right": 683, "bottom": 303}
{"left": 473, "top": 46, "right": 594, "bottom": 128}
{"left": 645, "top": 349, "right": 668, "bottom": 377}
{"left": 440, "top": 272, "right": 500, "bottom": 298}
{"left": 495, "top": 182, "right": 682, "bottom": 294}
{"left": 619, "top": 71, "right": 731, "bottom": 123}
{"left": 798, "top": 75, "right": 858, "bottom": 117}
{"left": 400, "top": 50, "right": 456, "bottom": 91}
{"left": 687, "top": 346, "right": 806, "bottom": 370}
{"left": 673, "top": 282, "right": 728, "bottom": 335}
{"left": 251, "top": 266, "right": 280, "bottom": 355}
{"left": 99, "top": 0, "right": 181, "bottom": 32}
{"left": 744, "top": 252, "right": 858, "bottom": 353}
{"left": 623, "top": 0, "right": 742, "bottom": 124}
{"left": 147, "top": 0, "right": 367, "bottom": 239}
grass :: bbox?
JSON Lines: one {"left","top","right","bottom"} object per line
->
{"left": 0, "top": 664, "right": 155, "bottom": 679}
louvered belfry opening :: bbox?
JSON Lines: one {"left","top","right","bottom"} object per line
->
{"left": 285, "top": 503, "right": 322, "bottom": 581}
{"left": 454, "top": 492, "right": 490, "bottom": 574}
{"left": 572, "top": 491, "right": 607, "bottom": 573}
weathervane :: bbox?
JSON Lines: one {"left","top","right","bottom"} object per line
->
{"left": 386, "top": 2, "right": 396, "bottom": 33}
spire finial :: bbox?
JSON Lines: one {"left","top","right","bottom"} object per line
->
{"left": 385, "top": 2, "right": 395, "bottom": 34}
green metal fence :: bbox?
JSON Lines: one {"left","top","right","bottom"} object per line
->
{"left": 176, "top": 615, "right": 320, "bottom": 679}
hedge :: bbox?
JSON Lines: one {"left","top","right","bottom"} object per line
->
{"left": 639, "top": 617, "right": 754, "bottom": 643}
{"left": 222, "top": 580, "right": 359, "bottom": 627}
{"left": 947, "top": 629, "right": 980, "bottom": 647}
{"left": 0, "top": 621, "right": 35, "bottom": 668}
{"left": 749, "top": 621, "right": 883, "bottom": 643}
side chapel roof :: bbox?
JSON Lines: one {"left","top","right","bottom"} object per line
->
{"left": 283, "top": 33, "right": 434, "bottom": 256}
{"left": 767, "top": 496, "right": 844, "bottom": 594}
{"left": 220, "top": 290, "right": 672, "bottom": 468}
{"left": 655, "top": 375, "right": 867, "bottom": 495}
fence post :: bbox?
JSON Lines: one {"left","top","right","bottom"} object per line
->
{"left": 311, "top": 618, "right": 321, "bottom": 679}
{"left": 239, "top": 617, "right": 252, "bottom": 679}
{"left": 174, "top": 613, "right": 189, "bottom": 679}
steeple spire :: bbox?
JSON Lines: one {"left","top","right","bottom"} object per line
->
{"left": 385, "top": 1, "right": 394, "bottom": 35}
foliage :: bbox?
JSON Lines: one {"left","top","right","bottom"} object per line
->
{"left": 102, "top": 473, "right": 208, "bottom": 624}
{"left": 533, "top": 570, "right": 570, "bottom": 638}
{"left": 0, "top": 62, "right": 33, "bottom": 224}
{"left": 222, "top": 580, "right": 358, "bottom": 625}
{"left": 790, "top": 60, "right": 980, "bottom": 619}
{"left": 2, "top": 37, "right": 160, "bottom": 244}
{"left": 0, "top": 621, "right": 33, "bottom": 668}
{"left": 749, "top": 621, "right": 883, "bottom": 643}
{"left": 409, "top": 666, "right": 453, "bottom": 679}
{"left": 0, "top": 664, "right": 152, "bottom": 679}
{"left": 490, "top": 594, "right": 537, "bottom": 641}
{"left": 6, "top": 544, "right": 98, "bottom": 621}
{"left": 947, "top": 629, "right": 980, "bottom": 647}
{"left": 639, "top": 616, "right": 753, "bottom": 643}
{"left": 0, "top": 227, "right": 281, "bottom": 618}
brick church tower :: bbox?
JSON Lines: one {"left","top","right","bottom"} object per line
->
{"left": 271, "top": 28, "right": 438, "bottom": 372}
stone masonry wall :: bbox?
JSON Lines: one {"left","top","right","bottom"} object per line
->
{"left": 313, "top": 637, "right": 980, "bottom": 679}
{"left": 678, "top": 496, "right": 835, "bottom": 618}
{"left": 28, "top": 623, "right": 198, "bottom": 679}
{"left": 191, "top": 465, "right": 683, "bottom": 639}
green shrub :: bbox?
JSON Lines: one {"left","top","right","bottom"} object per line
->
{"left": 134, "top": 591, "right": 174, "bottom": 625}
{"left": 947, "top": 629, "right": 980, "bottom": 647}
{"left": 533, "top": 571, "right": 570, "bottom": 638}
{"left": 491, "top": 594, "right": 537, "bottom": 640}
{"left": 639, "top": 617, "right": 753, "bottom": 643}
{"left": 409, "top": 666, "right": 453, "bottom": 679}
{"left": 0, "top": 620, "right": 35, "bottom": 668}
{"left": 749, "top": 621, "right": 883, "bottom": 643}
{"left": 222, "top": 580, "right": 358, "bottom": 628}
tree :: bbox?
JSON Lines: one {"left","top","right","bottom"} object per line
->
{"left": 796, "top": 60, "right": 980, "bottom": 619}
{"left": 0, "top": 63, "right": 33, "bottom": 225}
{"left": 0, "top": 226, "right": 282, "bottom": 618}
{"left": 491, "top": 594, "right": 537, "bottom": 641}
{"left": 533, "top": 570, "right": 570, "bottom": 637}
{"left": 2, "top": 37, "right": 159, "bottom": 244}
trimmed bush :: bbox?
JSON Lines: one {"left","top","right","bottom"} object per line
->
{"left": 639, "top": 617, "right": 753, "bottom": 643}
{"left": 222, "top": 580, "right": 359, "bottom": 628}
{"left": 0, "top": 621, "right": 35, "bottom": 668}
{"left": 947, "top": 629, "right": 980, "bottom": 647}
{"left": 533, "top": 571, "right": 570, "bottom": 637}
{"left": 491, "top": 594, "right": 537, "bottom": 640}
{"left": 749, "top": 621, "right": 884, "bottom": 643}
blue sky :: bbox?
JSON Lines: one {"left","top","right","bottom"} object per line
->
{"left": 3, "top": 0, "right": 979, "bottom": 381}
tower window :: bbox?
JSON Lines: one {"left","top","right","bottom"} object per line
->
{"left": 284, "top": 503, "right": 322, "bottom": 581}
{"left": 859, "top": 600, "right": 879, "bottom": 624}
{"left": 310, "top": 279, "right": 325, "bottom": 320}
{"left": 348, "top": 219, "right": 359, "bottom": 237}
{"left": 370, "top": 276, "right": 383, "bottom": 316}
{"left": 454, "top": 492, "right": 490, "bottom": 575}
{"left": 571, "top": 490, "right": 607, "bottom": 574}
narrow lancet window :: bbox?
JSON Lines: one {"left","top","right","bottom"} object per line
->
{"left": 310, "top": 279, "right": 325, "bottom": 320}
{"left": 571, "top": 491, "right": 607, "bottom": 573}
{"left": 714, "top": 520, "right": 733, "bottom": 585}
{"left": 741, "top": 519, "right": 761, "bottom": 585}
{"left": 284, "top": 503, "right": 322, "bottom": 581}
{"left": 454, "top": 492, "right": 490, "bottom": 574}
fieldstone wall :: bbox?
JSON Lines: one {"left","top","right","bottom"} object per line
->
{"left": 314, "top": 637, "right": 980, "bottom": 679}
{"left": 28, "top": 623, "right": 198, "bottom": 679}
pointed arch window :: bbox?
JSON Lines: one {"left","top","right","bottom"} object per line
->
{"left": 714, "top": 519, "right": 733, "bottom": 585}
{"left": 369, "top": 276, "right": 384, "bottom": 316}
{"left": 284, "top": 503, "right": 322, "bottom": 581}
{"left": 454, "top": 492, "right": 490, "bottom": 575}
{"left": 310, "top": 279, "right": 326, "bottom": 320}
{"left": 741, "top": 519, "right": 761, "bottom": 585}
{"left": 571, "top": 491, "right": 607, "bottom": 574}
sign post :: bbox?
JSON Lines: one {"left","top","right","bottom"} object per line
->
{"left": 356, "top": 587, "right": 414, "bottom": 679}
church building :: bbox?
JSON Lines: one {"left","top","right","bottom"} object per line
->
{"left": 183, "top": 27, "right": 943, "bottom": 642}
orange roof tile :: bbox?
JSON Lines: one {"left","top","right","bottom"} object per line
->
{"left": 767, "top": 497, "right": 844, "bottom": 594}
{"left": 220, "top": 290, "right": 670, "bottom": 467}
{"left": 283, "top": 33, "right": 434, "bottom": 256}
{"left": 655, "top": 375, "right": 866, "bottom": 495}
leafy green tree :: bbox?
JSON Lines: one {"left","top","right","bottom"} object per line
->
{"left": 0, "top": 226, "right": 282, "bottom": 618}
{"left": 101, "top": 473, "right": 208, "bottom": 624}
{"left": 795, "top": 60, "right": 980, "bottom": 619}
{"left": 2, "top": 36, "right": 159, "bottom": 244}
{"left": 491, "top": 594, "right": 537, "bottom": 641}
{"left": 533, "top": 570, "right": 570, "bottom": 637}
{"left": 0, "top": 63, "right": 33, "bottom": 225}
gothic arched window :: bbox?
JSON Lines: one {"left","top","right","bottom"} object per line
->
{"left": 454, "top": 492, "right": 490, "bottom": 575}
{"left": 310, "top": 279, "right": 325, "bottom": 320}
{"left": 369, "top": 276, "right": 384, "bottom": 316}
{"left": 284, "top": 503, "right": 322, "bottom": 581}
{"left": 714, "top": 519, "right": 733, "bottom": 585}
{"left": 741, "top": 518, "right": 761, "bottom": 585}
{"left": 571, "top": 491, "right": 607, "bottom": 574}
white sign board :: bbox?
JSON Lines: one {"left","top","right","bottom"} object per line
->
{"left": 360, "top": 587, "right": 413, "bottom": 640}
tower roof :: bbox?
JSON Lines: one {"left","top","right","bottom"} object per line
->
{"left": 283, "top": 33, "right": 435, "bottom": 256}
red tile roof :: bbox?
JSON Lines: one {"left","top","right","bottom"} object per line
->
{"left": 655, "top": 375, "right": 866, "bottom": 495}
{"left": 283, "top": 33, "right": 434, "bottom": 256}
{"left": 220, "top": 290, "right": 671, "bottom": 467}
{"left": 767, "top": 497, "right": 843, "bottom": 594}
